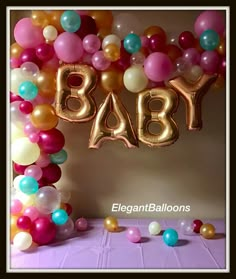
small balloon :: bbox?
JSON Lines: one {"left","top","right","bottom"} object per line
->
{"left": 19, "top": 176, "right": 39, "bottom": 195}
{"left": 13, "top": 231, "right": 33, "bottom": 251}
{"left": 193, "top": 219, "right": 203, "bottom": 233}
{"left": 52, "top": 209, "right": 68, "bottom": 225}
{"left": 17, "top": 216, "right": 32, "bottom": 230}
{"left": 123, "top": 33, "right": 141, "bottom": 54}
{"left": 50, "top": 149, "right": 68, "bottom": 164}
{"left": 200, "top": 223, "right": 215, "bottom": 239}
{"left": 11, "top": 199, "right": 23, "bottom": 215}
{"left": 56, "top": 217, "right": 74, "bottom": 240}
{"left": 148, "top": 221, "right": 161, "bottom": 235}
{"left": 102, "top": 34, "right": 121, "bottom": 49}
{"left": 18, "top": 81, "right": 38, "bottom": 100}
{"left": 43, "top": 25, "right": 58, "bottom": 41}
{"left": 200, "top": 29, "right": 220, "bottom": 51}
{"left": 103, "top": 44, "right": 120, "bottom": 62}
{"left": 100, "top": 67, "right": 124, "bottom": 94}
{"left": 75, "top": 217, "right": 88, "bottom": 231}
{"left": 163, "top": 228, "right": 178, "bottom": 246}
{"left": 60, "top": 10, "right": 81, "bottom": 33}
{"left": 24, "top": 165, "right": 43, "bottom": 181}
{"left": 126, "top": 227, "right": 141, "bottom": 243}
{"left": 123, "top": 65, "right": 148, "bottom": 93}
{"left": 104, "top": 216, "right": 118, "bottom": 232}
{"left": 23, "top": 206, "right": 40, "bottom": 221}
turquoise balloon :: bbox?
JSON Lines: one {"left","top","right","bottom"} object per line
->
{"left": 163, "top": 228, "right": 178, "bottom": 246}
{"left": 50, "top": 149, "right": 68, "bottom": 164}
{"left": 199, "top": 29, "right": 220, "bottom": 51}
{"left": 19, "top": 176, "right": 39, "bottom": 195}
{"left": 18, "top": 81, "right": 38, "bottom": 100}
{"left": 123, "top": 33, "right": 141, "bottom": 54}
{"left": 60, "top": 10, "right": 81, "bottom": 33}
{"left": 52, "top": 209, "right": 68, "bottom": 225}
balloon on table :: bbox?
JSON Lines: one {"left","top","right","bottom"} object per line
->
{"left": 13, "top": 231, "right": 33, "bottom": 251}
{"left": 126, "top": 227, "right": 141, "bottom": 243}
{"left": 200, "top": 223, "right": 215, "bottom": 239}
{"left": 104, "top": 216, "right": 119, "bottom": 232}
{"left": 56, "top": 217, "right": 74, "bottom": 240}
{"left": 75, "top": 217, "right": 88, "bottom": 231}
{"left": 163, "top": 228, "right": 178, "bottom": 246}
{"left": 193, "top": 219, "right": 203, "bottom": 233}
{"left": 148, "top": 221, "right": 162, "bottom": 235}
{"left": 52, "top": 209, "right": 69, "bottom": 225}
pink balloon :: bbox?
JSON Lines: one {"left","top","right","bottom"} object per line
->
{"left": 24, "top": 165, "right": 43, "bottom": 181}
{"left": 182, "top": 48, "right": 201, "bottom": 65}
{"left": 11, "top": 199, "right": 23, "bottom": 214}
{"left": 10, "top": 57, "right": 21, "bottom": 68}
{"left": 126, "top": 227, "right": 141, "bottom": 243}
{"left": 35, "top": 152, "right": 51, "bottom": 168}
{"left": 42, "top": 163, "right": 61, "bottom": 184}
{"left": 218, "top": 56, "right": 226, "bottom": 78}
{"left": 23, "top": 206, "right": 40, "bottom": 221}
{"left": 24, "top": 122, "right": 40, "bottom": 136}
{"left": 30, "top": 217, "right": 56, "bottom": 245}
{"left": 54, "top": 32, "right": 83, "bottom": 63}
{"left": 194, "top": 10, "right": 225, "bottom": 37}
{"left": 92, "top": 51, "right": 111, "bottom": 71}
{"left": 200, "top": 50, "right": 220, "bottom": 74}
{"left": 144, "top": 52, "right": 173, "bottom": 82}
{"left": 29, "top": 133, "right": 40, "bottom": 143}
{"left": 14, "top": 18, "right": 44, "bottom": 49}
{"left": 10, "top": 92, "right": 24, "bottom": 103}
{"left": 38, "top": 128, "right": 65, "bottom": 154}
{"left": 83, "top": 34, "right": 101, "bottom": 54}
{"left": 75, "top": 217, "right": 88, "bottom": 231}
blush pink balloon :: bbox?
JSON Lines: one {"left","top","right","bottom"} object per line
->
{"left": 11, "top": 199, "right": 23, "bottom": 214}
{"left": 182, "top": 48, "right": 201, "bottom": 65}
{"left": 126, "top": 227, "right": 141, "bottom": 243}
{"left": 14, "top": 18, "right": 44, "bottom": 49}
{"left": 35, "top": 152, "right": 51, "bottom": 168}
{"left": 10, "top": 57, "right": 21, "bottom": 68}
{"left": 194, "top": 10, "right": 225, "bottom": 37}
{"left": 24, "top": 165, "right": 43, "bottom": 181}
{"left": 75, "top": 217, "right": 88, "bottom": 231}
{"left": 23, "top": 206, "right": 40, "bottom": 221}
{"left": 30, "top": 217, "right": 56, "bottom": 245}
{"left": 144, "top": 52, "right": 173, "bottom": 82}
{"left": 83, "top": 34, "right": 101, "bottom": 54}
{"left": 92, "top": 51, "right": 111, "bottom": 71}
{"left": 54, "top": 32, "right": 83, "bottom": 63}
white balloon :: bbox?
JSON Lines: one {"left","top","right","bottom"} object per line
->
{"left": 123, "top": 65, "right": 148, "bottom": 93}
{"left": 43, "top": 25, "right": 58, "bottom": 41}
{"left": 13, "top": 232, "right": 32, "bottom": 251}
{"left": 148, "top": 221, "right": 162, "bottom": 235}
{"left": 56, "top": 217, "right": 75, "bottom": 240}
{"left": 17, "top": 192, "right": 36, "bottom": 207}
{"left": 102, "top": 34, "right": 121, "bottom": 49}
{"left": 11, "top": 137, "right": 40, "bottom": 165}
{"left": 10, "top": 68, "right": 34, "bottom": 95}
{"left": 13, "top": 175, "right": 25, "bottom": 190}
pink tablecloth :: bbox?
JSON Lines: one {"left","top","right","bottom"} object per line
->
{"left": 10, "top": 219, "right": 226, "bottom": 270}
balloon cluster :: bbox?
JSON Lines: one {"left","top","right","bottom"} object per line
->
{"left": 10, "top": 10, "right": 225, "bottom": 250}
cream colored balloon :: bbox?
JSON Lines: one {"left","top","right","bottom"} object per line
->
{"left": 11, "top": 123, "right": 25, "bottom": 142}
{"left": 102, "top": 34, "right": 121, "bottom": 49}
{"left": 11, "top": 137, "right": 40, "bottom": 165}
{"left": 59, "top": 190, "right": 71, "bottom": 203}
{"left": 148, "top": 221, "right": 162, "bottom": 235}
{"left": 10, "top": 68, "right": 34, "bottom": 94}
{"left": 17, "top": 192, "right": 36, "bottom": 207}
{"left": 13, "top": 232, "right": 32, "bottom": 251}
{"left": 13, "top": 175, "right": 25, "bottom": 190}
{"left": 43, "top": 25, "right": 58, "bottom": 41}
{"left": 123, "top": 65, "right": 148, "bottom": 93}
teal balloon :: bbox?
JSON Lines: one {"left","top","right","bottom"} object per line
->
{"left": 52, "top": 209, "right": 68, "bottom": 225}
{"left": 163, "top": 228, "right": 178, "bottom": 246}
{"left": 50, "top": 149, "right": 68, "bottom": 164}
{"left": 60, "top": 10, "right": 81, "bottom": 33}
{"left": 123, "top": 33, "right": 141, "bottom": 54}
{"left": 199, "top": 29, "right": 220, "bottom": 51}
{"left": 19, "top": 176, "right": 39, "bottom": 195}
{"left": 18, "top": 81, "right": 38, "bottom": 100}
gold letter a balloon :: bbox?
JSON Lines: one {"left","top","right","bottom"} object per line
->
{"left": 89, "top": 92, "right": 138, "bottom": 149}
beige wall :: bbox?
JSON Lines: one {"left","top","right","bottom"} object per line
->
{"left": 11, "top": 10, "right": 226, "bottom": 219}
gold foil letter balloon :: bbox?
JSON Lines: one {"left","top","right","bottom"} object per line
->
{"left": 168, "top": 74, "right": 217, "bottom": 130}
{"left": 55, "top": 64, "right": 97, "bottom": 122}
{"left": 89, "top": 92, "right": 138, "bottom": 149}
{"left": 137, "top": 87, "right": 179, "bottom": 147}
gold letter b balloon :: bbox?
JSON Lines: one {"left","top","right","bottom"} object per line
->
{"left": 137, "top": 87, "right": 179, "bottom": 147}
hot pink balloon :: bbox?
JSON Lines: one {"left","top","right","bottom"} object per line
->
{"left": 14, "top": 18, "right": 44, "bottom": 49}
{"left": 35, "top": 152, "right": 51, "bottom": 168}
{"left": 54, "top": 32, "right": 83, "bottom": 63}
{"left": 23, "top": 206, "right": 40, "bottom": 221}
{"left": 194, "top": 10, "right": 225, "bottom": 37}
{"left": 144, "top": 52, "right": 173, "bottom": 82}
{"left": 11, "top": 199, "right": 23, "bottom": 215}
{"left": 200, "top": 50, "right": 220, "bottom": 74}
{"left": 38, "top": 128, "right": 65, "bottom": 154}
{"left": 30, "top": 217, "right": 56, "bottom": 245}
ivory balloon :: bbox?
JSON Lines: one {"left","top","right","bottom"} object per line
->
{"left": 13, "top": 231, "right": 33, "bottom": 251}
{"left": 102, "top": 34, "right": 121, "bottom": 49}
{"left": 148, "top": 221, "right": 161, "bottom": 235}
{"left": 11, "top": 137, "right": 40, "bottom": 165}
{"left": 123, "top": 65, "right": 148, "bottom": 93}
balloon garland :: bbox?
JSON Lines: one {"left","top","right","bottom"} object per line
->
{"left": 10, "top": 10, "right": 226, "bottom": 251}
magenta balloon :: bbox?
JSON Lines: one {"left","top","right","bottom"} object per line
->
{"left": 200, "top": 50, "right": 220, "bottom": 74}
{"left": 10, "top": 92, "right": 24, "bottom": 103}
{"left": 54, "top": 32, "right": 83, "bottom": 63}
{"left": 194, "top": 10, "right": 225, "bottom": 37}
{"left": 30, "top": 217, "right": 56, "bottom": 245}
{"left": 218, "top": 56, "right": 226, "bottom": 77}
{"left": 144, "top": 52, "right": 173, "bottom": 82}
{"left": 36, "top": 43, "right": 55, "bottom": 61}
{"left": 13, "top": 163, "right": 29, "bottom": 174}
{"left": 14, "top": 18, "right": 44, "bottom": 48}
{"left": 42, "top": 163, "right": 62, "bottom": 184}
{"left": 38, "top": 128, "right": 65, "bottom": 154}
{"left": 20, "top": 48, "right": 42, "bottom": 67}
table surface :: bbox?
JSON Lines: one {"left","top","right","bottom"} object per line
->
{"left": 10, "top": 219, "right": 226, "bottom": 271}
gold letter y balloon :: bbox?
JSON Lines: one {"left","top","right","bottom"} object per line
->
{"left": 168, "top": 74, "right": 217, "bottom": 130}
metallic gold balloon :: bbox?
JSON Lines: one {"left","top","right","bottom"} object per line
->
{"left": 47, "top": 10, "right": 64, "bottom": 33}
{"left": 89, "top": 92, "right": 138, "bottom": 149}
{"left": 168, "top": 74, "right": 218, "bottom": 130}
{"left": 104, "top": 216, "right": 118, "bottom": 232}
{"left": 100, "top": 68, "right": 124, "bottom": 94}
{"left": 213, "top": 75, "right": 225, "bottom": 89}
{"left": 200, "top": 223, "right": 215, "bottom": 239}
{"left": 137, "top": 87, "right": 179, "bottom": 147}
{"left": 103, "top": 44, "right": 120, "bottom": 62}
{"left": 89, "top": 10, "right": 113, "bottom": 29}
{"left": 10, "top": 43, "right": 23, "bottom": 58}
{"left": 217, "top": 38, "right": 226, "bottom": 56}
{"left": 55, "top": 64, "right": 97, "bottom": 123}
{"left": 36, "top": 70, "right": 56, "bottom": 99}
{"left": 32, "top": 11, "right": 49, "bottom": 28}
